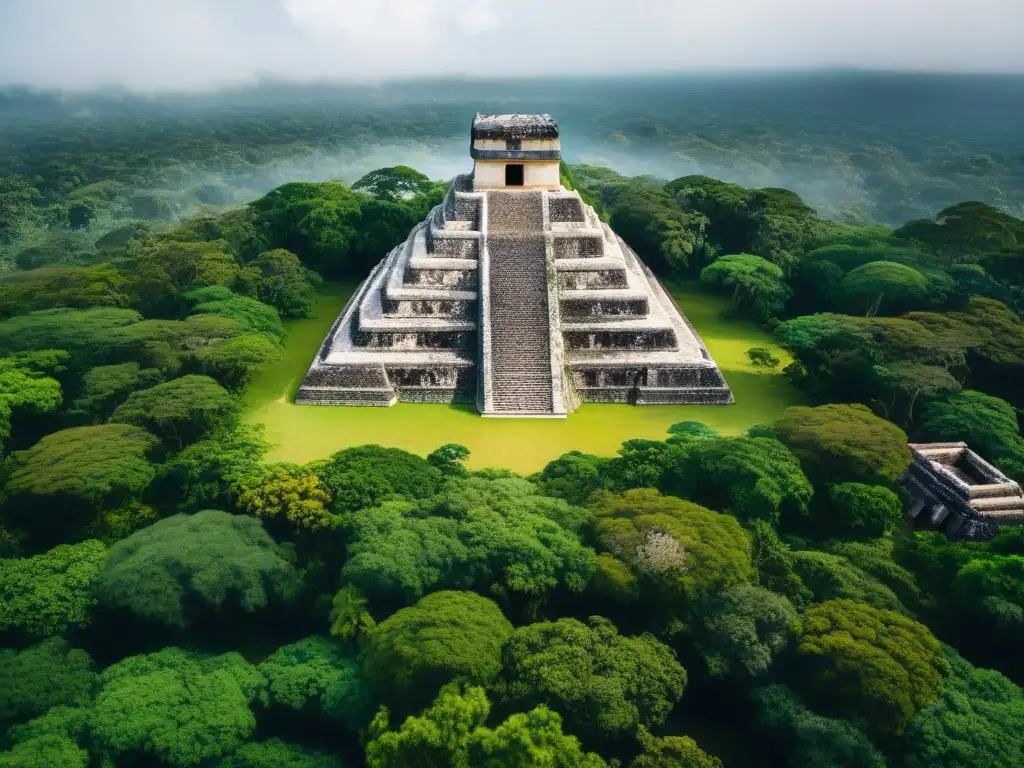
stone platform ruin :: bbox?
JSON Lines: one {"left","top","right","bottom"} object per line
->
{"left": 296, "top": 114, "right": 733, "bottom": 417}
{"left": 901, "top": 442, "right": 1024, "bottom": 541}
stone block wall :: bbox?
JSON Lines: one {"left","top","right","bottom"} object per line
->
{"left": 564, "top": 329, "right": 677, "bottom": 350}
{"left": 549, "top": 196, "right": 585, "bottom": 222}
{"left": 557, "top": 270, "right": 629, "bottom": 289}
{"left": 561, "top": 298, "right": 647, "bottom": 320}
{"left": 354, "top": 331, "right": 475, "bottom": 350}
{"left": 554, "top": 234, "right": 605, "bottom": 258}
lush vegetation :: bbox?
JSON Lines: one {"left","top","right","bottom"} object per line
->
{"left": 1, "top": 77, "right": 1023, "bottom": 767}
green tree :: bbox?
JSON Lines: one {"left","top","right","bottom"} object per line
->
{"left": 839, "top": 261, "right": 931, "bottom": 316}
{"left": 630, "top": 727, "right": 723, "bottom": 768}
{"left": 747, "top": 347, "right": 780, "bottom": 368}
{"left": 221, "top": 740, "right": 345, "bottom": 768}
{"left": 250, "top": 248, "right": 322, "bottom": 317}
{"left": 69, "top": 362, "right": 163, "bottom": 422}
{"left": 0, "top": 734, "right": 88, "bottom": 768}
{"left": 665, "top": 421, "right": 719, "bottom": 444}
{"left": 111, "top": 374, "right": 240, "bottom": 449}
{"left": 237, "top": 463, "right": 336, "bottom": 532}
{"left": 342, "top": 476, "right": 596, "bottom": 609}
{"left": 590, "top": 489, "right": 755, "bottom": 610}
{"left": 871, "top": 361, "right": 960, "bottom": 424}
{"left": 194, "top": 332, "right": 283, "bottom": 391}
{"left": 775, "top": 313, "right": 964, "bottom": 407}
{"left": 363, "top": 591, "right": 512, "bottom": 712}
{"left": 902, "top": 646, "right": 1024, "bottom": 768}
{"left": 0, "top": 307, "right": 140, "bottom": 364}
{"left": 366, "top": 684, "right": 607, "bottom": 768}
{"left": 0, "top": 265, "right": 132, "bottom": 318}
{"left": 329, "top": 584, "right": 377, "bottom": 644}
{"left": 823, "top": 483, "right": 903, "bottom": 540}
{"left": 535, "top": 452, "right": 609, "bottom": 505}
{"left": 794, "top": 599, "right": 948, "bottom": 735}
{"left": 125, "top": 238, "right": 246, "bottom": 316}
{"left": 158, "top": 424, "right": 269, "bottom": 511}
{"left": 918, "top": 390, "right": 1024, "bottom": 466}
{"left": 427, "top": 443, "right": 471, "bottom": 474}
{"left": 2, "top": 424, "right": 157, "bottom": 545}
{"left": 751, "top": 685, "right": 885, "bottom": 768}
{"left": 94, "top": 510, "right": 298, "bottom": 628}
{"left": 352, "top": 166, "right": 432, "bottom": 200}
{"left": 319, "top": 445, "right": 443, "bottom": 513}
{"left": 491, "top": 616, "right": 687, "bottom": 743}
{"left": 690, "top": 585, "right": 797, "bottom": 678}
{"left": 791, "top": 550, "right": 905, "bottom": 612}
{"left": 662, "top": 436, "right": 813, "bottom": 526}
{"left": 89, "top": 647, "right": 266, "bottom": 767}
{"left": 0, "top": 354, "right": 63, "bottom": 453}
{"left": 750, "top": 520, "right": 812, "bottom": 608}
{"left": 0, "top": 639, "right": 97, "bottom": 722}
{"left": 249, "top": 182, "right": 364, "bottom": 278}
{"left": 258, "top": 636, "right": 370, "bottom": 730}
{"left": 609, "top": 186, "right": 709, "bottom": 274}
{"left": 186, "top": 285, "right": 286, "bottom": 343}
{"left": 773, "top": 404, "right": 911, "bottom": 487}
{"left": 700, "top": 254, "right": 791, "bottom": 321}
{"left": 0, "top": 540, "right": 106, "bottom": 638}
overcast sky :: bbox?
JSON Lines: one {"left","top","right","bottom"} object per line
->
{"left": 1, "top": 0, "right": 1022, "bottom": 91}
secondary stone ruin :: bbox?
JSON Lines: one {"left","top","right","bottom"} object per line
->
{"left": 901, "top": 442, "right": 1024, "bottom": 541}
{"left": 297, "top": 113, "right": 733, "bottom": 417}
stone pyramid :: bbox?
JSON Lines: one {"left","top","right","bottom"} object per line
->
{"left": 297, "top": 115, "right": 732, "bottom": 417}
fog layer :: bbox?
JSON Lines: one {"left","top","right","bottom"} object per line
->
{"left": 1, "top": 0, "right": 1023, "bottom": 90}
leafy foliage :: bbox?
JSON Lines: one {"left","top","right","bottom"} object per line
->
{"left": 0, "top": 540, "right": 106, "bottom": 637}
{"left": 752, "top": 684, "right": 886, "bottom": 768}
{"left": 823, "top": 483, "right": 904, "bottom": 540}
{"left": 491, "top": 616, "right": 687, "bottom": 743}
{"left": 342, "top": 475, "right": 596, "bottom": 609}
{"left": 258, "top": 636, "right": 370, "bottom": 730}
{"left": 362, "top": 591, "right": 513, "bottom": 712}
{"left": 901, "top": 646, "right": 1024, "bottom": 768}
{"left": 89, "top": 647, "right": 266, "bottom": 766}
{"left": 318, "top": 445, "right": 443, "bottom": 513}
{"left": 94, "top": 510, "right": 298, "bottom": 627}
{"left": 701, "top": 254, "right": 791, "bottom": 320}
{"left": 794, "top": 599, "right": 948, "bottom": 735}
{"left": 774, "top": 404, "right": 911, "bottom": 487}
{"left": 365, "top": 684, "right": 607, "bottom": 768}
{"left": 590, "top": 489, "right": 755, "bottom": 610}
{"left": 111, "top": 374, "right": 240, "bottom": 448}
{"left": 238, "top": 463, "right": 336, "bottom": 532}
{"left": 662, "top": 436, "right": 813, "bottom": 526}
{"left": 690, "top": 585, "right": 797, "bottom": 678}
{"left": 0, "top": 639, "right": 97, "bottom": 721}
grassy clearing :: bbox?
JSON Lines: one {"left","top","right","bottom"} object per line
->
{"left": 243, "top": 281, "right": 807, "bottom": 473}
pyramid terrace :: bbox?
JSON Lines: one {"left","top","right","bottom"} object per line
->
{"left": 297, "top": 113, "right": 733, "bottom": 417}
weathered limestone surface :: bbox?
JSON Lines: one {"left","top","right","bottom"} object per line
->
{"left": 901, "top": 442, "right": 1024, "bottom": 541}
{"left": 297, "top": 114, "right": 733, "bottom": 416}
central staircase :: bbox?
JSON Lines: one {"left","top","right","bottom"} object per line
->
{"left": 484, "top": 192, "right": 559, "bottom": 415}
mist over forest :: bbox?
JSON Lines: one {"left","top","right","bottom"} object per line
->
{"left": 3, "top": 71, "right": 1024, "bottom": 269}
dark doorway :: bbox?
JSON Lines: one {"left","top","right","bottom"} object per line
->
{"left": 505, "top": 164, "right": 524, "bottom": 186}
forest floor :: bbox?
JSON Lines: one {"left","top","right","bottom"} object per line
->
{"left": 243, "top": 281, "right": 807, "bottom": 473}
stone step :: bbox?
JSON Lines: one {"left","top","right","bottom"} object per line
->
{"left": 484, "top": 194, "right": 557, "bottom": 416}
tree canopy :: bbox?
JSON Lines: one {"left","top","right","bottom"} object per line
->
{"left": 773, "top": 404, "right": 911, "bottom": 487}
{"left": 94, "top": 510, "right": 298, "bottom": 627}
{"left": 491, "top": 615, "right": 687, "bottom": 744}
{"left": 794, "top": 599, "right": 948, "bottom": 735}
{"left": 362, "top": 591, "right": 513, "bottom": 713}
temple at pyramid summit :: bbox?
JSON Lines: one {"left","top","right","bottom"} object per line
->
{"left": 297, "top": 113, "right": 733, "bottom": 417}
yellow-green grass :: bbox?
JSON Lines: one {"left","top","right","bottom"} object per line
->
{"left": 243, "top": 281, "right": 806, "bottom": 473}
